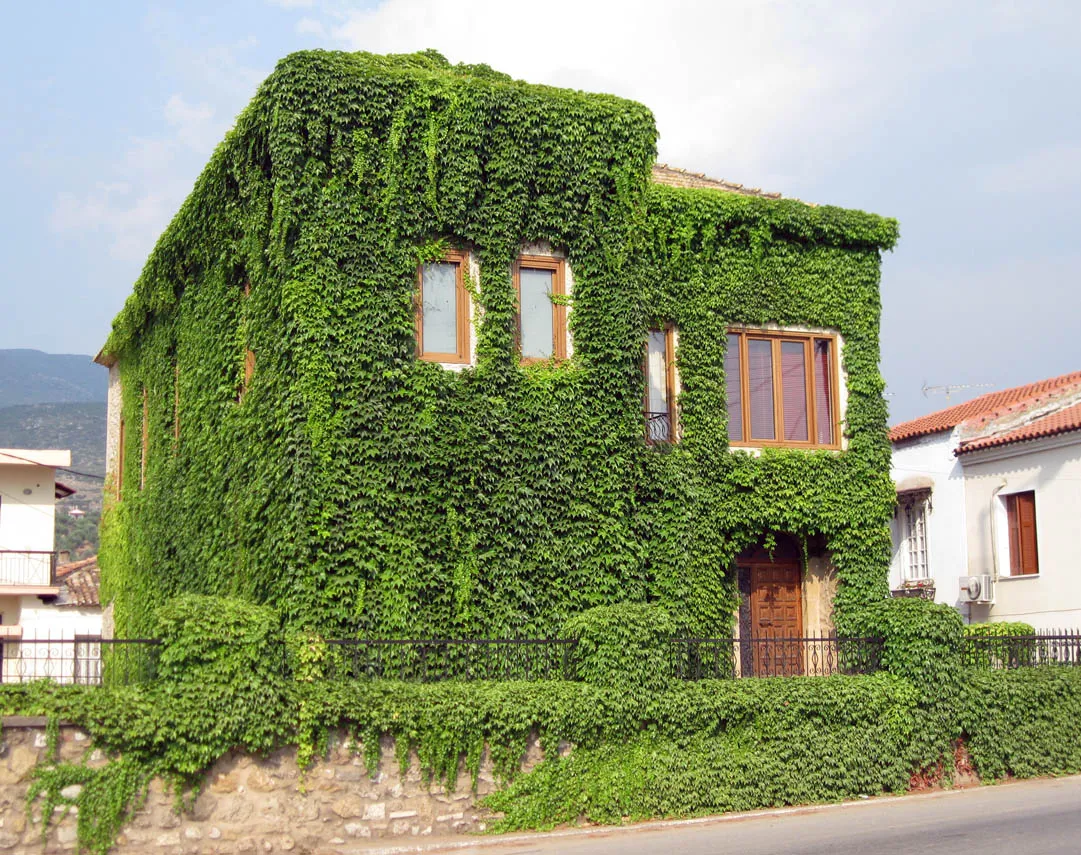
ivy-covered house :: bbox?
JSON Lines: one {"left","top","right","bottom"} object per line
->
{"left": 95, "top": 50, "right": 898, "bottom": 643}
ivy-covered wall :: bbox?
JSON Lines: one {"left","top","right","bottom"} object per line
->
{"left": 99, "top": 49, "right": 898, "bottom": 639}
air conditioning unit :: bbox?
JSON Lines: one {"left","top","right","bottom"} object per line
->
{"left": 960, "top": 575, "right": 995, "bottom": 604}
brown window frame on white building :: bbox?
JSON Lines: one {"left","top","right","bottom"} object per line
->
{"left": 1005, "top": 490, "right": 1039, "bottom": 576}
{"left": 514, "top": 255, "right": 567, "bottom": 364}
{"left": 726, "top": 328, "right": 841, "bottom": 450}
{"left": 415, "top": 250, "right": 471, "bottom": 364}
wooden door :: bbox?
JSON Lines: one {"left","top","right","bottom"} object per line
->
{"left": 749, "top": 564, "right": 803, "bottom": 675}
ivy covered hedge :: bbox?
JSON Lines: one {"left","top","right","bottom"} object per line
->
{"left": 99, "top": 48, "right": 898, "bottom": 641}
{"left": 5, "top": 596, "right": 1081, "bottom": 853}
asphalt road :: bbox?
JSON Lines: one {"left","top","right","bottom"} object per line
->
{"left": 447, "top": 776, "right": 1081, "bottom": 855}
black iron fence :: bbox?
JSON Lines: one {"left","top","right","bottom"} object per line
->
{"left": 312, "top": 638, "right": 579, "bottom": 682}
{"left": 5, "top": 630, "right": 1081, "bottom": 687}
{"left": 0, "top": 637, "right": 160, "bottom": 686}
{"left": 671, "top": 635, "right": 885, "bottom": 680}
{"left": 962, "top": 630, "right": 1081, "bottom": 670}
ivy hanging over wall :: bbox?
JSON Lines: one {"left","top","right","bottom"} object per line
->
{"left": 98, "top": 48, "right": 898, "bottom": 640}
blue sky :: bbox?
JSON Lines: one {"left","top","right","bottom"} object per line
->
{"left": 2, "top": 0, "right": 1079, "bottom": 422}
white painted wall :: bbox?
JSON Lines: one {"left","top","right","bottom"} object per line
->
{"left": 889, "top": 428, "right": 970, "bottom": 615}
{"left": 961, "top": 434, "right": 1081, "bottom": 629}
{"left": 0, "top": 459, "right": 61, "bottom": 586}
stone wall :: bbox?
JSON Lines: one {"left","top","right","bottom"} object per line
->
{"left": 0, "top": 719, "right": 535, "bottom": 854}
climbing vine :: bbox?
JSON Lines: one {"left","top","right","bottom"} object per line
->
{"left": 98, "top": 48, "right": 897, "bottom": 641}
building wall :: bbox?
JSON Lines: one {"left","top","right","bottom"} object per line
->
{"left": 0, "top": 464, "right": 57, "bottom": 589}
{"left": 889, "top": 429, "right": 969, "bottom": 614}
{"left": 961, "top": 435, "right": 1081, "bottom": 629}
{"left": 104, "top": 362, "right": 122, "bottom": 489}
{"left": 0, "top": 465, "right": 57, "bottom": 554}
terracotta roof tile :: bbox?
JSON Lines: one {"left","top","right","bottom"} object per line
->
{"left": 889, "top": 372, "right": 1081, "bottom": 443}
{"left": 55, "top": 555, "right": 100, "bottom": 608}
{"left": 651, "top": 163, "right": 785, "bottom": 200}
{"left": 957, "top": 399, "right": 1081, "bottom": 455}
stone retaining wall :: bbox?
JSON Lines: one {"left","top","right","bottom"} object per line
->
{"left": 0, "top": 720, "right": 536, "bottom": 854}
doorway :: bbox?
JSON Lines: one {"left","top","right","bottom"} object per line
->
{"left": 737, "top": 536, "right": 804, "bottom": 676}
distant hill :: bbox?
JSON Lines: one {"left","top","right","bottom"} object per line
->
{"left": 0, "top": 349, "right": 106, "bottom": 407}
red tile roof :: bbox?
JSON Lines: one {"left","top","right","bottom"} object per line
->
{"left": 889, "top": 371, "right": 1081, "bottom": 443}
{"left": 54, "top": 555, "right": 100, "bottom": 608}
{"left": 957, "top": 399, "right": 1081, "bottom": 455}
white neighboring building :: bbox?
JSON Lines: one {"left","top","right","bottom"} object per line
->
{"left": 0, "top": 448, "right": 103, "bottom": 682}
{"left": 889, "top": 373, "right": 1081, "bottom": 629}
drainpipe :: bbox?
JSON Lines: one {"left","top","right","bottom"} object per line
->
{"left": 989, "top": 480, "right": 1009, "bottom": 582}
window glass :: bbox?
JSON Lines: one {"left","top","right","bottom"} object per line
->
{"left": 519, "top": 267, "right": 554, "bottom": 359}
{"left": 420, "top": 261, "right": 458, "bottom": 355}
{"left": 780, "top": 341, "right": 808, "bottom": 441}
{"left": 748, "top": 339, "right": 775, "bottom": 440}
{"left": 902, "top": 494, "right": 929, "bottom": 580}
{"left": 647, "top": 330, "right": 668, "bottom": 413}
{"left": 814, "top": 339, "right": 833, "bottom": 445}
{"left": 726, "top": 334, "right": 743, "bottom": 441}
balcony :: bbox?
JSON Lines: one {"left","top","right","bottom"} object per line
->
{"left": 0, "top": 551, "right": 60, "bottom": 595}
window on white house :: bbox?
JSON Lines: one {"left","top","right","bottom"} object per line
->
{"left": 898, "top": 490, "right": 931, "bottom": 580}
{"left": 1004, "top": 490, "right": 1039, "bottom": 576}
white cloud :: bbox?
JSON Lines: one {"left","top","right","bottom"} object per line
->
{"left": 49, "top": 95, "right": 227, "bottom": 264}
{"left": 318, "top": 0, "right": 941, "bottom": 191}
{"left": 296, "top": 17, "right": 328, "bottom": 38}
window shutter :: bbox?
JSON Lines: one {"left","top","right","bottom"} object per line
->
{"left": 748, "top": 339, "right": 775, "bottom": 440}
{"left": 814, "top": 339, "right": 833, "bottom": 445}
{"left": 726, "top": 334, "right": 742, "bottom": 441}
{"left": 1018, "top": 492, "right": 1039, "bottom": 575}
{"left": 780, "top": 341, "right": 808, "bottom": 441}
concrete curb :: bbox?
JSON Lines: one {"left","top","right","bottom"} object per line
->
{"left": 350, "top": 780, "right": 1043, "bottom": 854}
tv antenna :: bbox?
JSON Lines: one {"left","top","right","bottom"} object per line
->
{"left": 921, "top": 382, "right": 994, "bottom": 402}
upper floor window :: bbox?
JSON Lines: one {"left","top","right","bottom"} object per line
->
{"left": 898, "top": 490, "right": 930, "bottom": 580}
{"left": 515, "top": 255, "right": 567, "bottom": 363}
{"left": 1005, "top": 491, "right": 1039, "bottom": 576}
{"left": 726, "top": 329, "right": 839, "bottom": 449}
{"left": 645, "top": 325, "right": 678, "bottom": 443}
{"left": 416, "top": 250, "right": 470, "bottom": 364}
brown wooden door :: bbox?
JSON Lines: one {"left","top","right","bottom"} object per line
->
{"left": 749, "top": 564, "right": 803, "bottom": 675}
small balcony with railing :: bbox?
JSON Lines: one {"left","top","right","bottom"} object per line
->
{"left": 0, "top": 551, "right": 60, "bottom": 596}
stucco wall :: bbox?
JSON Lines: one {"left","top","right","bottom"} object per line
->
{"left": 103, "top": 363, "right": 122, "bottom": 492}
{"left": 961, "top": 436, "right": 1081, "bottom": 628}
{"left": 0, "top": 722, "right": 529, "bottom": 854}
{"left": 0, "top": 465, "right": 57, "bottom": 590}
{"left": 0, "top": 466, "right": 56, "bottom": 558}
{"left": 889, "top": 429, "right": 969, "bottom": 614}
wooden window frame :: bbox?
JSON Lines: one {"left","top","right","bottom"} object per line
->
{"left": 1005, "top": 491, "right": 1039, "bottom": 576}
{"left": 416, "top": 250, "right": 471, "bottom": 364}
{"left": 727, "top": 328, "right": 841, "bottom": 450}
{"left": 644, "top": 324, "right": 679, "bottom": 444}
{"left": 514, "top": 255, "right": 567, "bottom": 364}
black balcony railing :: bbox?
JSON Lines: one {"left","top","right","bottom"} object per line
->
{"left": 0, "top": 636, "right": 160, "bottom": 686}
{"left": 671, "top": 635, "right": 886, "bottom": 679}
{"left": 0, "top": 551, "right": 58, "bottom": 587}
{"left": 313, "top": 638, "right": 579, "bottom": 682}
{"left": 962, "top": 630, "right": 1081, "bottom": 670}
{"left": 644, "top": 410, "right": 674, "bottom": 443}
